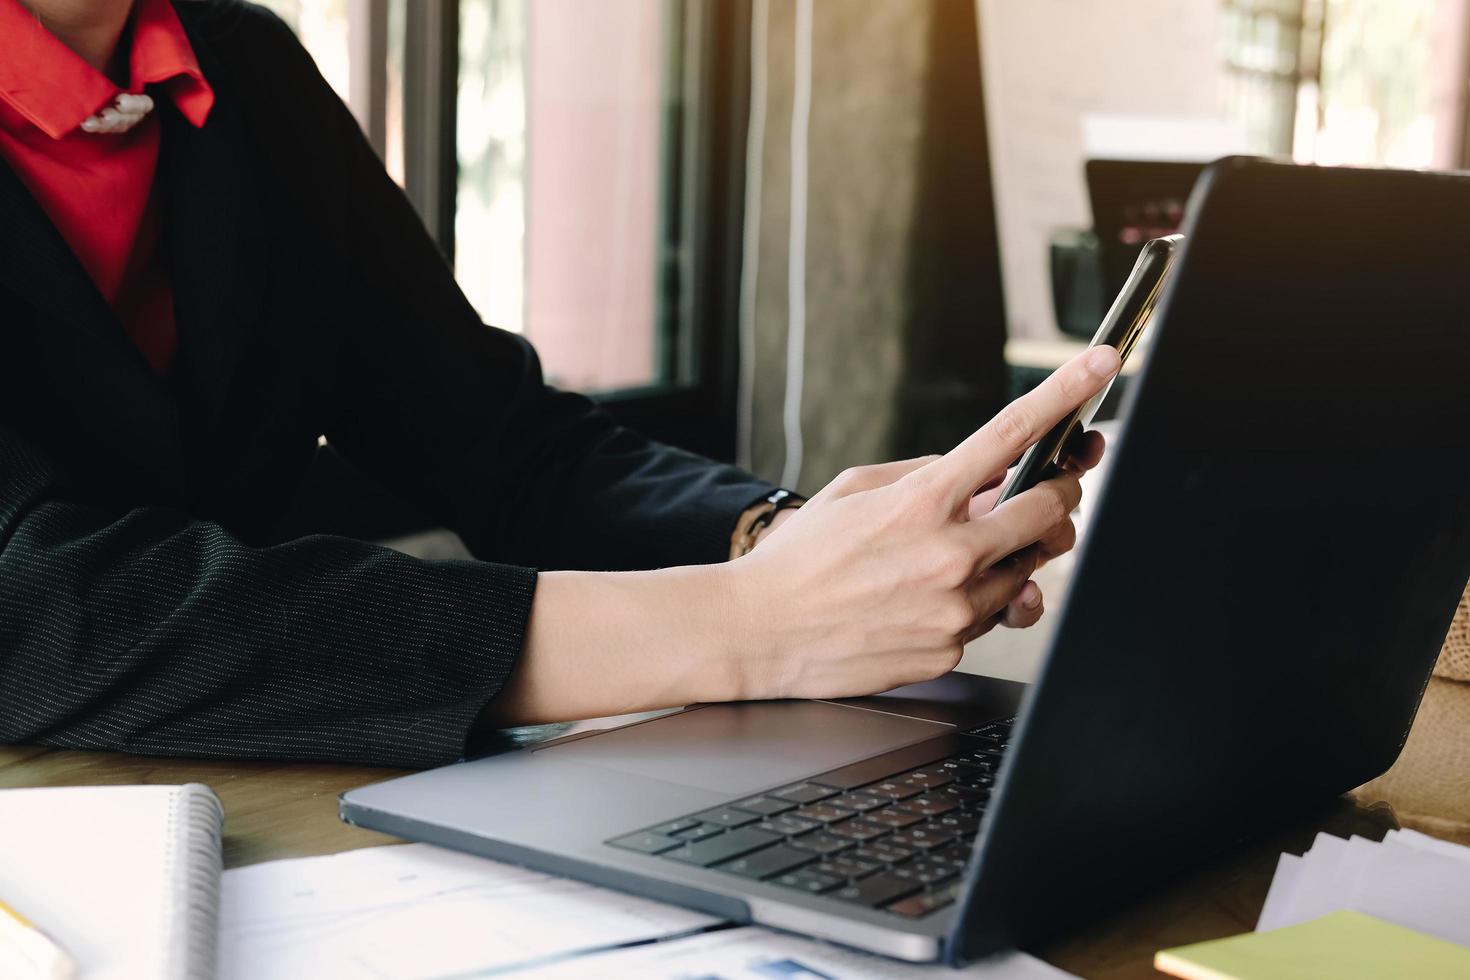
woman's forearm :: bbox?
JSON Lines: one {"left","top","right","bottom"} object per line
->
{"left": 484, "top": 565, "right": 748, "bottom": 727}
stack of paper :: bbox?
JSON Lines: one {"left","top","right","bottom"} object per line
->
{"left": 220, "top": 844, "right": 1076, "bottom": 978}
{"left": 1257, "top": 828, "right": 1470, "bottom": 945}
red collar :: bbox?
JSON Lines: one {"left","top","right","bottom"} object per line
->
{"left": 0, "top": 0, "right": 214, "bottom": 140}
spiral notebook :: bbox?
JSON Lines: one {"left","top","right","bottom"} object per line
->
{"left": 0, "top": 784, "right": 224, "bottom": 979}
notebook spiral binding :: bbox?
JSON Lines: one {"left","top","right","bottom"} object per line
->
{"left": 162, "top": 784, "right": 226, "bottom": 979}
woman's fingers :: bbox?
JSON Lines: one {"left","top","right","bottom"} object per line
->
{"left": 1001, "top": 580, "right": 1045, "bottom": 629}
{"left": 960, "top": 549, "right": 1037, "bottom": 642}
{"left": 918, "top": 346, "right": 1120, "bottom": 509}
{"left": 966, "top": 473, "right": 1083, "bottom": 564}
{"left": 964, "top": 577, "right": 1044, "bottom": 643}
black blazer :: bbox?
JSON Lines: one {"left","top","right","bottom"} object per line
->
{"left": 0, "top": 0, "right": 774, "bottom": 768}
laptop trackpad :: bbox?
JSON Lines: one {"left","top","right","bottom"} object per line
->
{"left": 542, "top": 700, "right": 948, "bottom": 795}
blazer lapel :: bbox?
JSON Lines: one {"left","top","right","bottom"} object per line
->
{"left": 162, "top": 92, "right": 267, "bottom": 434}
{"left": 0, "top": 157, "right": 184, "bottom": 474}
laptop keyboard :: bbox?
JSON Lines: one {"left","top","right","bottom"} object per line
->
{"left": 608, "top": 717, "right": 1015, "bottom": 919}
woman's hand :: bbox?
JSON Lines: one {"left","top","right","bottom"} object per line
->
{"left": 487, "top": 346, "right": 1119, "bottom": 728}
{"left": 723, "top": 346, "right": 1120, "bottom": 701}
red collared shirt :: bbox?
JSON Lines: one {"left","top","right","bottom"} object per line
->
{"left": 0, "top": 0, "right": 214, "bottom": 376}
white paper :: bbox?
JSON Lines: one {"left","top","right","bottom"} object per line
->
{"left": 1256, "top": 831, "right": 1470, "bottom": 947}
{"left": 219, "top": 843, "right": 720, "bottom": 979}
{"left": 512, "top": 925, "right": 1077, "bottom": 979}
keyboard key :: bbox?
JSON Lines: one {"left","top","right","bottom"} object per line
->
{"left": 794, "top": 804, "right": 854, "bottom": 824}
{"left": 609, "top": 831, "right": 683, "bottom": 854}
{"left": 938, "top": 784, "right": 990, "bottom": 808}
{"left": 900, "top": 767, "right": 955, "bottom": 789}
{"left": 833, "top": 872, "right": 923, "bottom": 908}
{"left": 773, "top": 868, "right": 844, "bottom": 894}
{"left": 756, "top": 815, "right": 821, "bottom": 837}
{"left": 968, "top": 722, "right": 1011, "bottom": 740}
{"left": 718, "top": 844, "right": 815, "bottom": 880}
{"left": 865, "top": 780, "right": 924, "bottom": 801}
{"left": 935, "top": 759, "right": 989, "bottom": 776}
{"left": 933, "top": 840, "right": 972, "bottom": 859}
{"left": 772, "top": 783, "right": 839, "bottom": 804}
{"left": 828, "top": 819, "right": 888, "bottom": 842}
{"left": 789, "top": 831, "right": 854, "bottom": 856}
{"left": 854, "top": 842, "right": 916, "bottom": 865}
{"left": 914, "top": 853, "right": 965, "bottom": 874}
{"left": 928, "top": 845, "right": 971, "bottom": 871}
{"left": 891, "top": 859, "right": 959, "bottom": 886}
{"left": 896, "top": 795, "right": 956, "bottom": 818}
{"left": 829, "top": 793, "right": 888, "bottom": 812}
{"left": 887, "top": 884, "right": 961, "bottom": 918}
{"left": 934, "top": 812, "right": 981, "bottom": 836}
{"left": 694, "top": 807, "right": 761, "bottom": 829}
{"left": 674, "top": 823, "right": 724, "bottom": 842}
{"left": 815, "top": 854, "right": 883, "bottom": 878}
{"left": 888, "top": 826, "right": 956, "bottom": 852}
{"left": 649, "top": 818, "right": 701, "bottom": 836}
{"left": 867, "top": 809, "right": 923, "bottom": 829}
{"left": 664, "top": 827, "right": 781, "bottom": 866}
{"left": 732, "top": 796, "right": 797, "bottom": 816}
{"left": 952, "top": 755, "right": 999, "bottom": 774}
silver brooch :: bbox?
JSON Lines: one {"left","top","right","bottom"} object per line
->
{"left": 80, "top": 93, "right": 156, "bottom": 135}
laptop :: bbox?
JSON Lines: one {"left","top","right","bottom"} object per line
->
{"left": 1086, "top": 158, "right": 1206, "bottom": 302}
{"left": 341, "top": 158, "right": 1470, "bottom": 964}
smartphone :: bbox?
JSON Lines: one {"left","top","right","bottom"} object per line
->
{"left": 995, "top": 233, "right": 1183, "bottom": 506}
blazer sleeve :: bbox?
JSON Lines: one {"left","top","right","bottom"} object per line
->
{"left": 213, "top": 3, "right": 777, "bottom": 572}
{"left": 0, "top": 420, "right": 533, "bottom": 768}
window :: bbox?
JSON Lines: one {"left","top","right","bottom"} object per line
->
{"left": 1219, "top": 0, "right": 1321, "bottom": 155}
{"left": 458, "top": 0, "right": 670, "bottom": 393}
{"left": 1220, "top": 0, "right": 1456, "bottom": 168}
{"left": 250, "top": 0, "right": 746, "bottom": 458}
{"left": 1310, "top": 0, "right": 1438, "bottom": 167}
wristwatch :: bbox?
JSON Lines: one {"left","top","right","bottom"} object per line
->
{"left": 729, "top": 489, "right": 805, "bottom": 559}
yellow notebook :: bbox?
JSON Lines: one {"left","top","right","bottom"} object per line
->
{"left": 1155, "top": 910, "right": 1470, "bottom": 980}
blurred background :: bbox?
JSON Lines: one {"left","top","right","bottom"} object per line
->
{"left": 256, "top": 0, "right": 1470, "bottom": 493}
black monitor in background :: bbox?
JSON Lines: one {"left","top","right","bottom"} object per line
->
{"left": 1086, "top": 159, "right": 1207, "bottom": 301}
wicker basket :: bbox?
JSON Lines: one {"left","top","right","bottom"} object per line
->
{"left": 1435, "top": 588, "right": 1470, "bottom": 682}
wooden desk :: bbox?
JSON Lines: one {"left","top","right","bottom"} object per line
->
{"left": 0, "top": 743, "right": 1402, "bottom": 979}
{"left": 0, "top": 744, "right": 408, "bottom": 868}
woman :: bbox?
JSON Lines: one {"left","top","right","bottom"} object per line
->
{"left": 0, "top": 0, "right": 1115, "bottom": 767}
